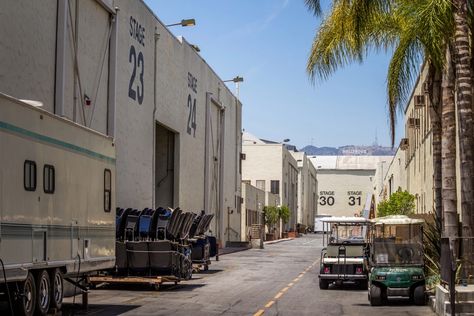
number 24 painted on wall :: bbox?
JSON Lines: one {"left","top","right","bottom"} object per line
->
{"left": 187, "top": 94, "right": 197, "bottom": 136}
{"left": 128, "top": 45, "right": 144, "bottom": 105}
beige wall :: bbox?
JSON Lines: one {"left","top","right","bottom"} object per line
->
{"left": 316, "top": 169, "right": 375, "bottom": 217}
{"left": 379, "top": 63, "right": 435, "bottom": 215}
{"left": 291, "top": 151, "right": 318, "bottom": 227}
{"left": 403, "top": 65, "right": 434, "bottom": 214}
{"left": 241, "top": 183, "right": 265, "bottom": 241}
{"left": 242, "top": 144, "right": 298, "bottom": 229}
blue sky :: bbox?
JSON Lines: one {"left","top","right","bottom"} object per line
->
{"left": 146, "top": 0, "right": 404, "bottom": 149}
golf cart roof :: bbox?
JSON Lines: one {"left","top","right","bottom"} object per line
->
{"left": 371, "top": 215, "right": 424, "bottom": 225}
{"left": 320, "top": 216, "right": 369, "bottom": 224}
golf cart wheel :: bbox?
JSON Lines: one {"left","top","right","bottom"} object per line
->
{"left": 369, "top": 284, "right": 383, "bottom": 306}
{"left": 15, "top": 271, "right": 36, "bottom": 316}
{"left": 319, "top": 279, "right": 329, "bottom": 290}
{"left": 413, "top": 285, "right": 426, "bottom": 305}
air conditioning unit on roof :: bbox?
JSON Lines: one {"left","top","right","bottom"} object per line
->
{"left": 414, "top": 95, "right": 426, "bottom": 108}
{"left": 400, "top": 138, "right": 409, "bottom": 150}
{"left": 422, "top": 82, "right": 430, "bottom": 93}
{"left": 408, "top": 118, "right": 420, "bottom": 129}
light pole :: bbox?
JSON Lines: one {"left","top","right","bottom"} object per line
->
{"left": 223, "top": 76, "right": 244, "bottom": 100}
{"left": 165, "top": 19, "right": 196, "bottom": 27}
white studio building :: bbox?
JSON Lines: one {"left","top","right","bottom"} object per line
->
{"left": 0, "top": 0, "right": 243, "bottom": 246}
{"left": 291, "top": 151, "right": 318, "bottom": 228}
{"left": 311, "top": 156, "right": 392, "bottom": 217}
{"left": 242, "top": 132, "right": 317, "bottom": 231}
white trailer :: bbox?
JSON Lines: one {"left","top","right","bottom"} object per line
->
{"left": 314, "top": 214, "right": 332, "bottom": 233}
{"left": 0, "top": 93, "right": 115, "bottom": 315}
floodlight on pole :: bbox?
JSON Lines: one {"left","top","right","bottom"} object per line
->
{"left": 223, "top": 76, "right": 244, "bottom": 83}
{"left": 223, "top": 76, "right": 244, "bottom": 101}
{"left": 165, "top": 19, "right": 196, "bottom": 27}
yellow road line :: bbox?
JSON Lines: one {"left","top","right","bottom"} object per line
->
{"left": 254, "top": 258, "right": 321, "bottom": 316}
{"left": 265, "top": 301, "right": 275, "bottom": 308}
{"left": 254, "top": 309, "right": 265, "bottom": 316}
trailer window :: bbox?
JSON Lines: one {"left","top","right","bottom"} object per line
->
{"left": 43, "top": 165, "right": 55, "bottom": 194}
{"left": 104, "top": 169, "right": 111, "bottom": 212}
{"left": 24, "top": 160, "right": 37, "bottom": 191}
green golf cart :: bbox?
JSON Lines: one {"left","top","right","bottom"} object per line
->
{"left": 368, "top": 215, "right": 426, "bottom": 306}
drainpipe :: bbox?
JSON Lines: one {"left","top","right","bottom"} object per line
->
{"left": 55, "top": 0, "right": 68, "bottom": 117}
{"left": 204, "top": 93, "right": 211, "bottom": 213}
{"left": 107, "top": 7, "right": 118, "bottom": 136}
{"left": 218, "top": 106, "right": 226, "bottom": 245}
{"left": 152, "top": 30, "right": 160, "bottom": 208}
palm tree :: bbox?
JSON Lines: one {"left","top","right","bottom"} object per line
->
{"left": 453, "top": 0, "right": 474, "bottom": 266}
{"left": 304, "top": 0, "right": 460, "bottom": 240}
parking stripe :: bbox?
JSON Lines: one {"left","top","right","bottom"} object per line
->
{"left": 274, "top": 292, "right": 284, "bottom": 299}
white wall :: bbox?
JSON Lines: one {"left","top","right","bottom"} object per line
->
{"left": 316, "top": 169, "right": 375, "bottom": 217}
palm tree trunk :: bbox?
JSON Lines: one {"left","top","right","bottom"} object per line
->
{"left": 428, "top": 62, "right": 443, "bottom": 224}
{"left": 453, "top": 0, "right": 474, "bottom": 271}
{"left": 442, "top": 45, "right": 458, "bottom": 246}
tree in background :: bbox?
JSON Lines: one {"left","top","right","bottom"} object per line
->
{"left": 264, "top": 206, "right": 279, "bottom": 228}
{"left": 264, "top": 205, "right": 291, "bottom": 239}
{"left": 377, "top": 190, "right": 416, "bottom": 217}
{"left": 279, "top": 205, "right": 291, "bottom": 225}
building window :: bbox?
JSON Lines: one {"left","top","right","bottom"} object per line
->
{"left": 43, "top": 165, "right": 55, "bottom": 194}
{"left": 242, "top": 180, "right": 251, "bottom": 185}
{"left": 270, "top": 180, "right": 279, "bottom": 195}
{"left": 24, "top": 160, "right": 37, "bottom": 191}
{"left": 104, "top": 169, "right": 112, "bottom": 212}
{"left": 256, "top": 180, "right": 265, "bottom": 191}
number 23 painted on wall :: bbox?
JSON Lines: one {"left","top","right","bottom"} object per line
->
{"left": 128, "top": 45, "right": 144, "bottom": 105}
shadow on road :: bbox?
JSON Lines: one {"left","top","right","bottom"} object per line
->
{"left": 194, "top": 269, "right": 224, "bottom": 275}
{"left": 60, "top": 303, "right": 140, "bottom": 316}
{"left": 90, "top": 282, "right": 207, "bottom": 292}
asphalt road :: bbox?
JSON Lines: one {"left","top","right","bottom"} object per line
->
{"left": 26, "top": 234, "right": 435, "bottom": 315}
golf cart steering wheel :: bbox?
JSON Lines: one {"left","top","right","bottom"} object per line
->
{"left": 397, "top": 246, "right": 414, "bottom": 263}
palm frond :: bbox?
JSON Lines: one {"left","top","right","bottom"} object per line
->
{"left": 304, "top": 0, "right": 322, "bottom": 16}
{"left": 386, "top": 34, "right": 423, "bottom": 145}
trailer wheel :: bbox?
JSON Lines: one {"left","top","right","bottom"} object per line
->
{"left": 369, "top": 284, "right": 383, "bottom": 306}
{"left": 35, "top": 270, "right": 51, "bottom": 316}
{"left": 15, "top": 271, "right": 36, "bottom": 316}
{"left": 319, "top": 279, "right": 329, "bottom": 290}
{"left": 49, "top": 268, "right": 63, "bottom": 311}
{"left": 413, "top": 285, "right": 426, "bottom": 305}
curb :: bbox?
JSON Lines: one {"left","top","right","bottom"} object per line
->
{"left": 264, "top": 238, "right": 295, "bottom": 245}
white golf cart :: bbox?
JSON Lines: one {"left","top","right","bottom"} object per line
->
{"left": 318, "top": 216, "right": 370, "bottom": 290}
